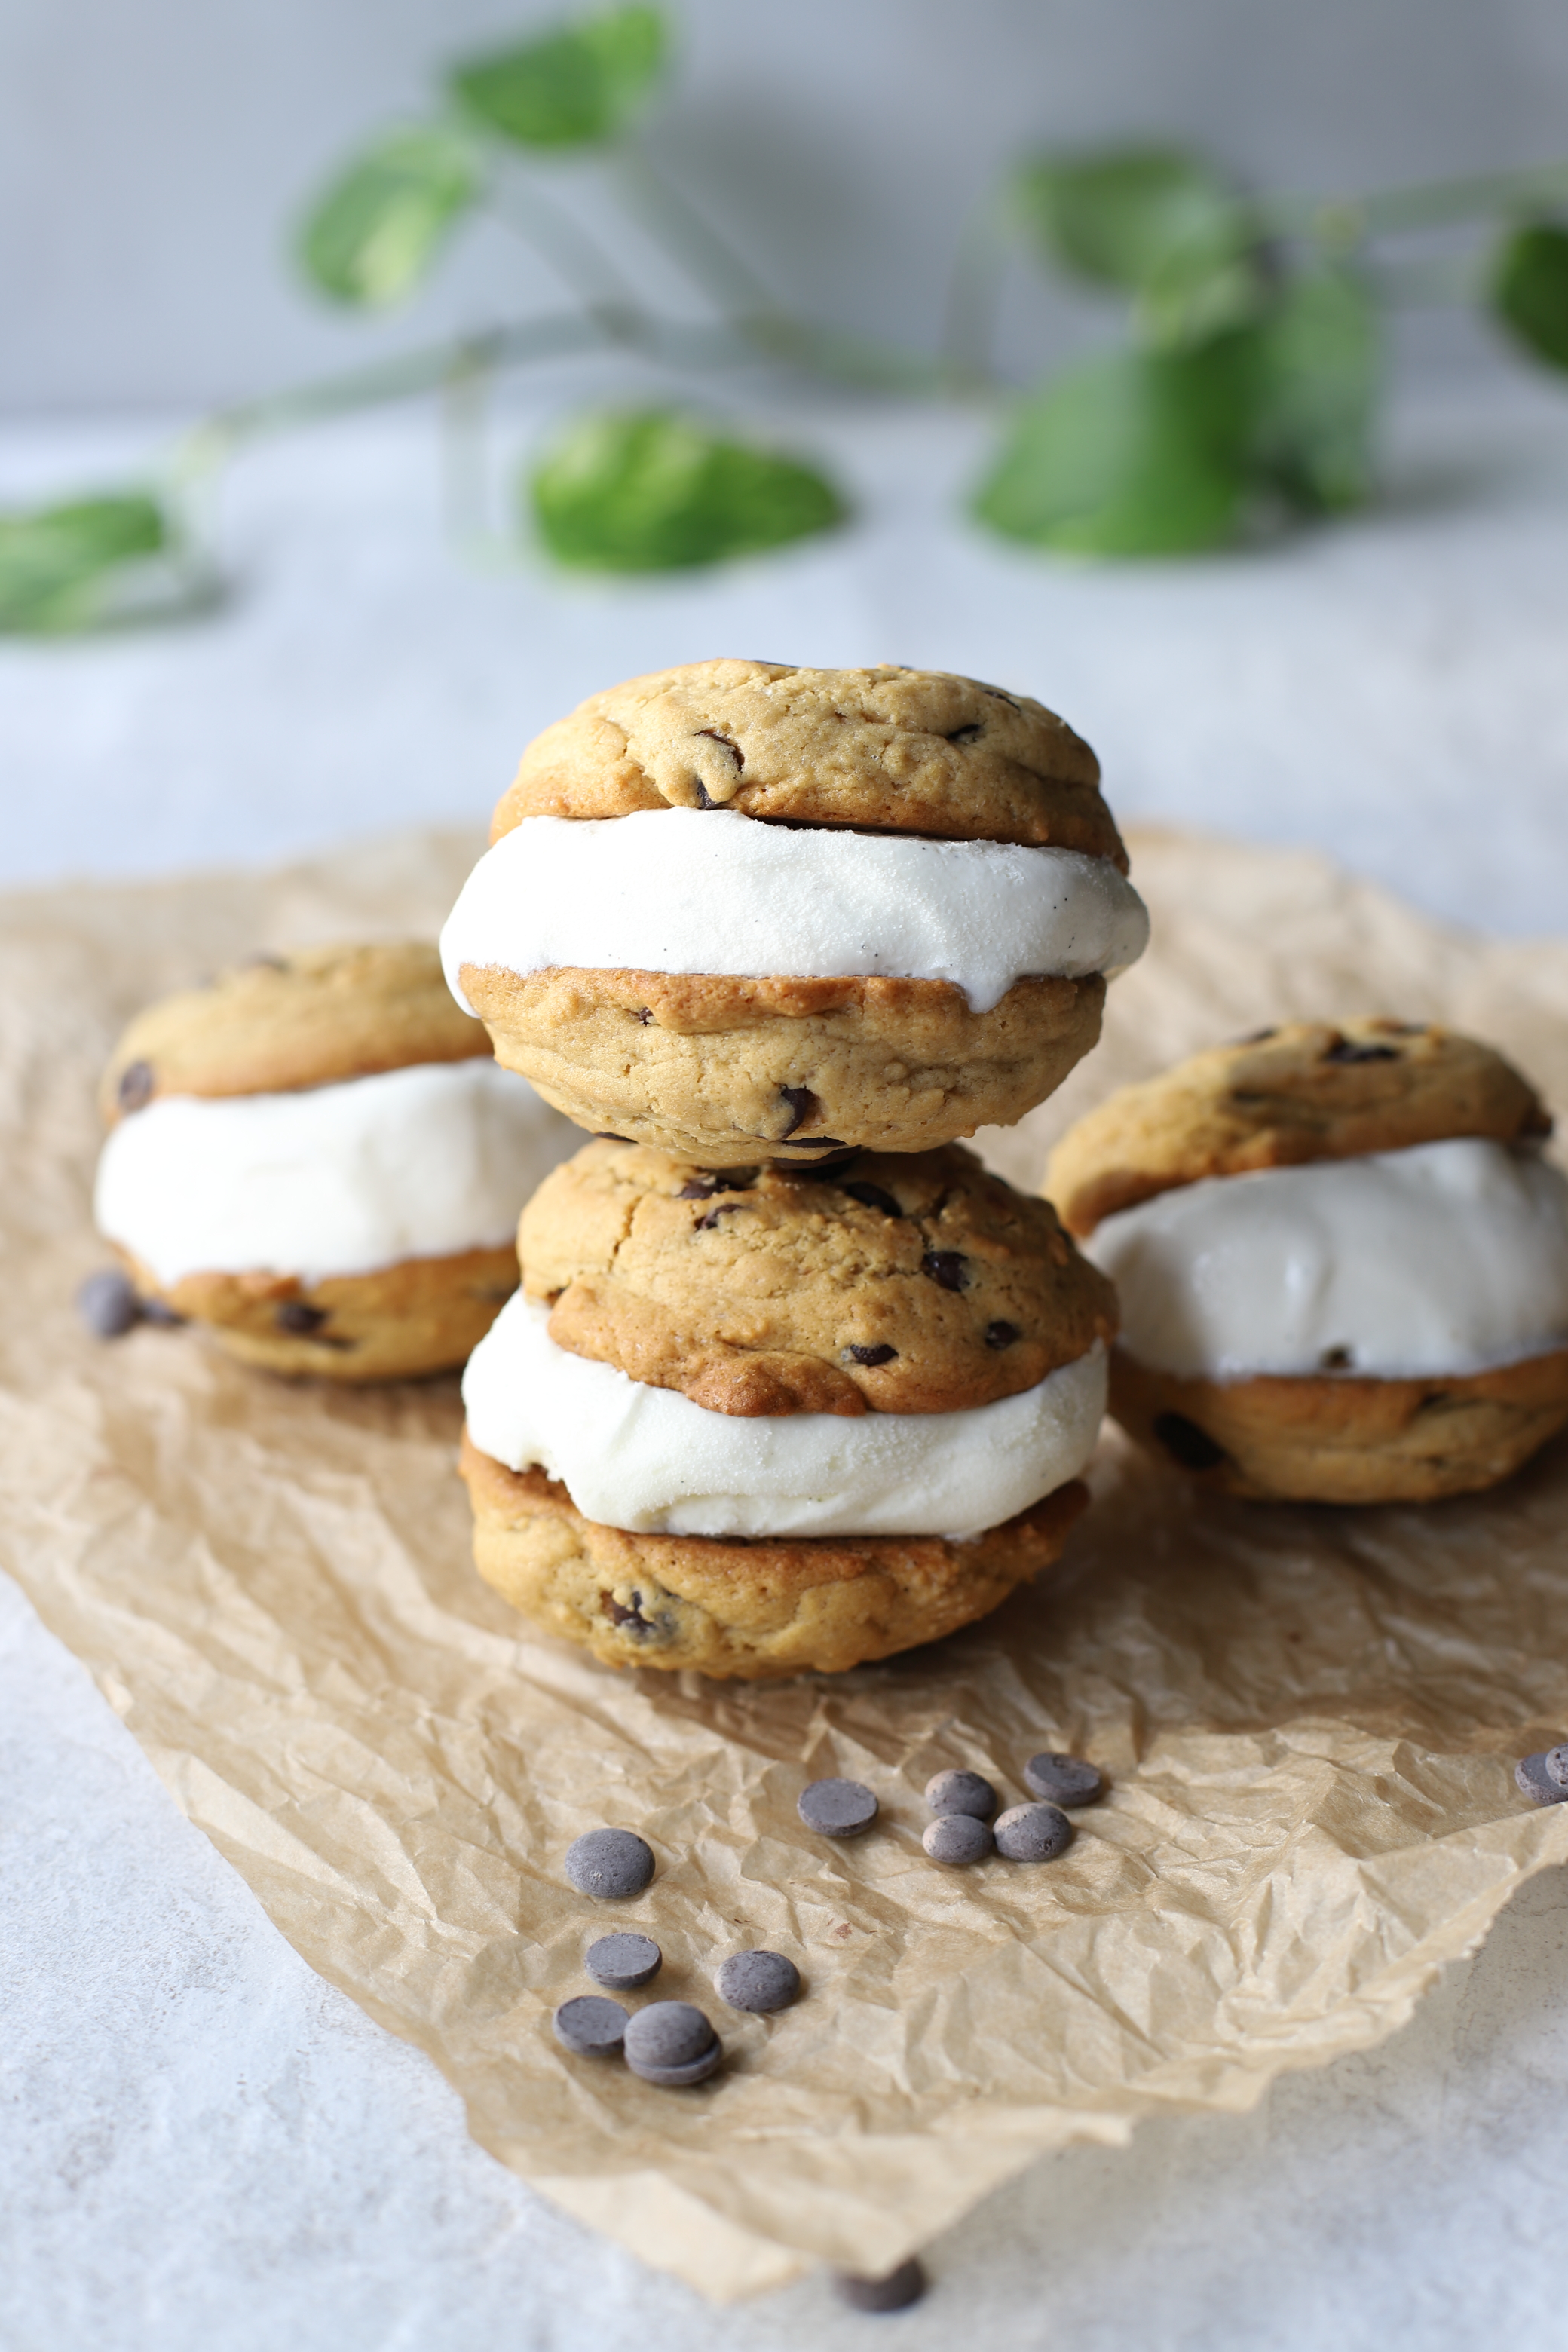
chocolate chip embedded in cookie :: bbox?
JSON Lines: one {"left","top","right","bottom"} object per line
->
{"left": 489, "top": 659, "right": 1119, "bottom": 851}
{"left": 1046, "top": 1018, "right": 1550, "bottom": 1239}
{"left": 518, "top": 1138, "right": 1117, "bottom": 1417}
{"left": 441, "top": 662, "right": 1149, "bottom": 1161}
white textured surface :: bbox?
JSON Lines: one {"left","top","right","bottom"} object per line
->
{"left": 462, "top": 1294, "right": 1106, "bottom": 1536}
{"left": 8, "top": 387, "right": 1568, "bottom": 2344}
{"left": 441, "top": 815, "right": 1149, "bottom": 1015}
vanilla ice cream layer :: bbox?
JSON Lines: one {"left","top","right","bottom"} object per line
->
{"left": 95, "top": 1058, "right": 577, "bottom": 1288}
{"left": 440, "top": 810, "right": 1148, "bottom": 1017}
{"left": 1086, "top": 1138, "right": 1568, "bottom": 1382}
{"left": 463, "top": 1293, "right": 1106, "bottom": 1539}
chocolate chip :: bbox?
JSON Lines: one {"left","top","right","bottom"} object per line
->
{"left": 945, "top": 723, "right": 985, "bottom": 746}
{"left": 1321, "top": 1038, "right": 1399, "bottom": 1064}
{"left": 715, "top": 1949, "right": 800, "bottom": 2013}
{"left": 564, "top": 1827, "right": 655, "bottom": 1899}
{"left": 833, "top": 2259, "right": 928, "bottom": 2312}
{"left": 693, "top": 780, "right": 717, "bottom": 809}
{"left": 636, "top": 1008, "right": 652, "bottom": 1024}
{"left": 924, "top": 1769, "right": 995, "bottom": 1820}
{"left": 923, "top": 1815, "right": 993, "bottom": 1865}
{"left": 1546, "top": 1746, "right": 1568, "bottom": 1790}
{"left": 274, "top": 1300, "right": 328, "bottom": 1335}
{"left": 921, "top": 1251, "right": 969, "bottom": 1292}
{"left": 1319, "top": 1344, "right": 1354, "bottom": 1370}
{"left": 778, "top": 1086, "right": 816, "bottom": 1138}
{"left": 845, "top": 1343, "right": 898, "bottom": 1367}
{"left": 75, "top": 1269, "right": 141, "bottom": 1339}
{"left": 696, "top": 1202, "right": 744, "bottom": 1231}
{"left": 1153, "top": 1412, "right": 1227, "bottom": 1471}
{"left": 116, "top": 1060, "right": 154, "bottom": 1113}
{"left": 697, "top": 727, "right": 744, "bottom": 770}
{"left": 553, "top": 1995, "right": 628, "bottom": 2056}
{"left": 599, "top": 1588, "right": 661, "bottom": 1637}
{"left": 623, "top": 2002, "right": 720, "bottom": 2081}
{"left": 1516, "top": 1753, "right": 1568, "bottom": 1806}
{"left": 586, "top": 1932, "right": 662, "bottom": 1991}
{"left": 984, "top": 1321, "right": 1019, "bottom": 1350}
{"left": 993, "top": 1802, "right": 1072, "bottom": 1862}
{"left": 798, "top": 1778, "right": 878, "bottom": 1838}
{"left": 842, "top": 1181, "right": 902, "bottom": 1217}
{"left": 1023, "top": 1753, "right": 1103, "bottom": 1807}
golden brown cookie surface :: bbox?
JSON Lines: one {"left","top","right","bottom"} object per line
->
{"left": 1108, "top": 1343, "right": 1568, "bottom": 1505}
{"left": 460, "top": 1433, "right": 1089, "bottom": 1679}
{"left": 101, "top": 941, "right": 490, "bottom": 1122}
{"left": 489, "top": 660, "right": 1123, "bottom": 859}
{"left": 1046, "top": 1019, "right": 1551, "bottom": 1236}
{"left": 463, "top": 964, "right": 1104, "bottom": 1164}
{"left": 118, "top": 1242, "right": 518, "bottom": 1383}
{"left": 519, "top": 1138, "right": 1116, "bottom": 1416}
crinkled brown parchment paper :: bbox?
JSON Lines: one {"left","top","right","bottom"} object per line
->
{"left": 5, "top": 824, "right": 1568, "bottom": 2301}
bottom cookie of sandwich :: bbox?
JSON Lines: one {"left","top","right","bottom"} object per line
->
{"left": 458, "top": 1433, "right": 1089, "bottom": 1680}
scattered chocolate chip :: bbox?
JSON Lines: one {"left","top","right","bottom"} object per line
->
{"left": 116, "top": 1060, "right": 155, "bottom": 1113}
{"left": 564, "top": 1827, "right": 655, "bottom": 1899}
{"left": 842, "top": 1181, "right": 902, "bottom": 1217}
{"left": 716, "top": 1949, "right": 800, "bottom": 2013}
{"left": 798, "top": 1778, "right": 878, "bottom": 1838}
{"left": 945, "top": 723, "right": 985, "bottom": 746}
{"left": 696, "top": 727, "right": 744, "bottom": 770}
{"left": 1516, "top": 1753, "right": 1568, "bottom": 1806}
{"left": 1023, "top": 1753, "right": 1103, "bottom": 1807}
{"left": 693, "top": 780, "right": 717, "bottom": 809}
{"left": 993, "top": 1802, "right": 1072, "bottom": 1863}
{"left": 623, "top": 2001, "right": 721, "bottom": 2085}
{"left": 1546, "top": 1746, "right": 1568, "bottom": 1790}
{"left": 1319, "top": 1344, "right": 1354, "bottom": 1370}
{"left": 75, "top": 1269, "right": 141, "bottom": 1339}
{"left": 833, "top": 2259, "right": 928, "bottom": 2313}
{"left": 921, "top": 1251, "right": 968, "bottom": 1292}
{"left": 678, "top": 1179, "right": 718, "bottom": 1199}
{"left": 636, "top": 1008, "right": 652, "bottom": 1025}
{"left": 553, "top": 1995, "right": 628, "bottom": 2056}
{"left": 984, "top": 1321, "right": 1019, "bottom": 1351}
{"left": 696, "top": 1203, "right": 744, "bottom": 1231}
{"left": 972, "top": 678, "right": 1019, "bottom": 707}
{"left": 274, "top": 1300, "right": 328, "bottom": 1335}
{"left": 923, "top": 1815, "right": 993, "bottom": 1866}
{"left": 845, "top": 1343, "right": 898, "bottom": 1367}
{"left": 778, "top": 1086, "right": 816, "bottom": 1138}
{"left": 1321, "top": 1038, "right": 1399, "bottom": 1064}
{"left": 924, "top": 1769, "right": 995, "bottom": 1820}
{"left": 586, "top": 1932, "right": 662, "bottom": 1991}
{"left": 1152, "top": 1412, "right": 1228, "bottom": 1471}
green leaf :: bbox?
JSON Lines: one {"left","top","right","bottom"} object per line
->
{"left": 0, "top": 491, "right": 173, "bottom": 634}
{"left": 1015, "top": 144, "right": 1252, "bottom": 299}
{"left": 528, "top": 409, "right": 846, "bottom": 571}
{"left": 297, "top": 126, "right": 480, "bottom": 308}
{"left": 1250, "top": 269, "right": 1380, "bottom": 512}
{"left": 1490, "top": 220, "right": 1568, "bottom": 372}
{"left": 973, "top": 338, "right": 1259, "bottom": 556}
{"left": 450, "top": 5, "right": 666, "bottom": 151}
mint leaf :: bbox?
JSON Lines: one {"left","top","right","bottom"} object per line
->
{"left": 1490, "top": 220, "right": 1568, "bottom": 372}
{"left": 1251, "top": 269, "right": 1380, "bottom": 512}
{"left": 973, "top": 339, "right": 1258, "bottom": 556}
{"left": 298, "top": 126, "right": 480, "bottom": 308}
{"left": 451, "top": 5, "right": 666, "bottom": 151}
{"left": 0, "top": 492, "right": 174, "bottom": 634}
{"left": 1015, "top": 145, "right": 1252, "bottom": 302}
{"left": 528, "top": 409, "right": 845, "bottom": 571}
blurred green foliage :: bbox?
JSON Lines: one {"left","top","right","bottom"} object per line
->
{"left": 8, "top": 2, "right": 1568, "bottom": 631}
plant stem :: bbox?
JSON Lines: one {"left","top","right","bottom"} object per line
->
{"left": 1257, "top": 157, "right": 1568, "bottom": 250}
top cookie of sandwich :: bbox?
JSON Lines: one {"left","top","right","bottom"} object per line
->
{"left": 521, "top": 1138, "right": 1116, "bottom": 1417}
{"left": 489, "top": 660, "right": 1124, "bottom": 860}
{"left": 100, "top": 941, "right": 490, "bottom": 1124}
{"left": 1047, "top": 1018, "right": 1551, "bottom": 1237}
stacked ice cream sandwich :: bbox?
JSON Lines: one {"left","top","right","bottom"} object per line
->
{"left": 444, "top": 660, "right": 1147, "bottom": 1678}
